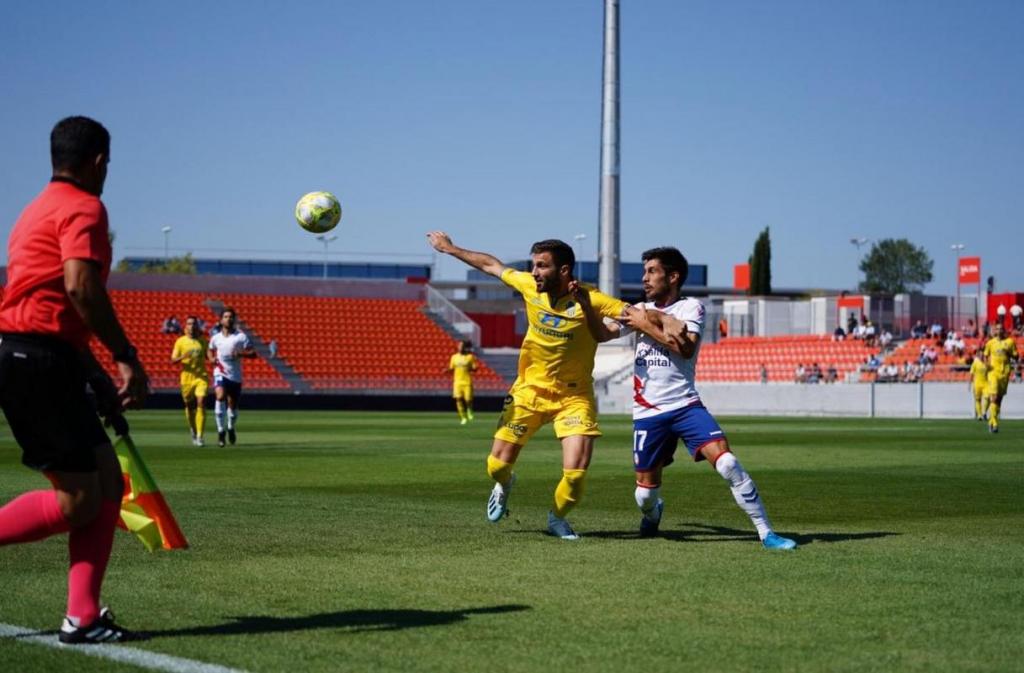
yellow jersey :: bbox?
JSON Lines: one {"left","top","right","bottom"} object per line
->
{"left": 983, "top": 336, "right": 1018, "bottom": 378}
{"left": 172, "top": 335, "right": 208, "bottom": 382}
{"left": 502, "top": 269, "right": 628, "bottom": 392}
{"left": 969, "top": 357, "right": 988, "bottom": 386}
{"left": 449, "top": 353, "right": 477, "bottom": 385}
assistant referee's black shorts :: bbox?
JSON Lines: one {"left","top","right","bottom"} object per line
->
{"left": 0, "top": 333, "right": 110, "bottom": 472}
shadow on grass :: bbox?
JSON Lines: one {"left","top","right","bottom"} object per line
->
{"left": 584, "top": 522, "right": 900, "bottom": 546}
{"left": 148, "top": 604, "right": 531, "bottom": 639}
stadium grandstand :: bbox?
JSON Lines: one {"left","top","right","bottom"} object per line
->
{"left": 0, "top": 262, "right": 1019, "bottom": 417}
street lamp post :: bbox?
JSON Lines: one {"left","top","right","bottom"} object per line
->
{"left": 573, "top": 233, "right": 587, "bottom": 281}
{"left": 951, "top": 243, "right": 965, "bottom": 332}
{"left": 317, "top": 234, "right": 338, "bottom": 279}
{"left": 849, "top": 236, "right": 869, "bottom": 287}
{"left": 161, "top": 226, "right": 172, "bottom": 260}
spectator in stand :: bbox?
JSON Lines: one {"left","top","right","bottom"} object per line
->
{"left": 854, "top": 320, "right": 867, "bottom": 341}
{"left": 911, "top": 320, "right": 927, "bottom": 339}
{"left": 963, "top": 318, "right": 977, "bottom": 338}
{"left": 268, "top": 339, "right": 278, "bottom": 360}
{"left": 807, "top": 362, "right": 822, "bottom": 384}
{"left": 924, "top": 345, "right": 939, "bottom": 371}
{"left": 794, "top": 363, "right": 806, "bottom": 383}
{"left": 864, "top": 354, "right": 881, "bottom": 372}
{"left": 879, "top": 328, "right": 893, "bottom": 350}
{"left": 901, "top": 360, "right": 916, "bottom": 383}
{"left": 864, "top": 321, "right": 877, "bottom": 348}
{"left": 825, "top": 363, "right": 838, "bottom": 383}
{"left": 943, "top": 330, "right": 958, "bottom": 355}
{"left": 718, "top": 317, "right": 728, "bottom": 341}
{"left": 930, "top": 321, "right": 943, "bottom": 339}
{"left": 832, "top": 325, "right": 845, "bottom": 341}
{"left": 759, "top": 363, "right": 768, "bottom": 384}
{"left": 161, "top": 315, "right": 182, "bottom": 335}
{"left": 1012, "top": 305, "right": 1023, "bottom": 335}
{"left": 846, "top": 313, "right": 857, "bottom": 336}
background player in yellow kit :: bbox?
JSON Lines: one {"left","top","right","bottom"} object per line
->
{"left": 982, "top": 322, "right": 1018, "bottom": 433}
{"left": 170, "top": 316, "right": 209, "bottom": 445}
{"left": 449, "top": 340, "right": 478, "bottom": 425}
{"left": 427, "top": 231, "right": 627, "bottom": 539}
{"left": 969, "top": 348, "right": 988, "bottom": 421}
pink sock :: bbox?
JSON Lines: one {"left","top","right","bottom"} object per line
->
{"left": 66, "top": 499, "right": 121, "bottom": 625}
{"left": 0, "top": 490, "right": 69, "bottom": 545}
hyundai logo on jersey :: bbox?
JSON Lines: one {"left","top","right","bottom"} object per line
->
{"left": 538, "top": 312, "right": 565, "bottom": 328}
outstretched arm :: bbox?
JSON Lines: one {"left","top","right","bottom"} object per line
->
{"left": 427, "top": 231, "right": 506, "bottom": 279}
{"left": 569, "top": 281, "right": 621, "bottom": 343}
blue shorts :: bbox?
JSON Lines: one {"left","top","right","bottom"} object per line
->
{"left": 214, "top": 374, "right": 243, "bottom": 400}
{"left": 633, "top": 403, "right": 726, "bottom": 471}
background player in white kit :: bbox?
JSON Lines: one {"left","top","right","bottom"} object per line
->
{"left": 575, "top": 247, "right": 797, "bottom": 550}
{"left": 208, "top": 308, "right": 256, "bottom": 447}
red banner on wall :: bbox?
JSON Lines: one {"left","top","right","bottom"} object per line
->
{"left": 958, "top": 257, "right": 981, "bottom": 285}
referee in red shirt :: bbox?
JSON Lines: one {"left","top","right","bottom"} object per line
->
{"left": 0, "top": 116, "right": 149, "bottom": 643}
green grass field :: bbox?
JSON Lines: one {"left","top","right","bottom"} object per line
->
{"left": 1, "top": 411, "right": 1021, "bottom": 673}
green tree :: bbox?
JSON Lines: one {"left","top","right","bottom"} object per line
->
{"left": 748, "top": 227, "right": 772, "bottom": 295}
{"left": 115, "top": 253, "right": 198, "bottom": 275}
{"left": 858, "top": 239, "right": 933, "bottom": 294}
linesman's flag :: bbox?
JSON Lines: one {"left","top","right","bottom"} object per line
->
{"left": 112, "top": 430, "right": 188, "bottom": 552}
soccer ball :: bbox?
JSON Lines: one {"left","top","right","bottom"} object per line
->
{"left": 295, "top": 191, "right": 342, "bottom": 234}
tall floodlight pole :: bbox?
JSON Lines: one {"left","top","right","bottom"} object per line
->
{"left": 598, "top": 0, "right": 620, "bottom": 296}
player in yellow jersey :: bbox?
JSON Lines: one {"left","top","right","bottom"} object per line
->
{"left": 427, "top": 231, "right": 628, "bottom": 539}
{"left": 170, "top": 316, "right": 209, "bottom": 446}
{"left": 982, "top": 322, "right": 1019, "bottom": 433}
{"left": 449, "top": 340, "right": 478, "bottom": 425}
{"left": 968, "top": 349, "right": 988, "bottom": 421}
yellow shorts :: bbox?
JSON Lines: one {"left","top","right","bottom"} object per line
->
{"left": 493, "top": 384, "right": 600, "bottom": 445}
{"left": 181, "top": 377, "right": 209, "bottom": 402}
{"left": 973, "top": 382, "right": 987, "bottom": 399}
{"left": 452, "top": 382, "right": 474, "bottom": 401}
{"left": 985, "top": 372, "right": 1009, "bottom": 398}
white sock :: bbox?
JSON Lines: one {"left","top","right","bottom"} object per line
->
{"left": 228, "top": 409, "right": 238, "bottom": 430}
{"left": 215, "top": 400, "right": 225, "bottom": 432}
{"left": 715, "top": 452, "right": 772, "bottom": 540}
{"left": 634, "top": 485, "right": 661, "bottom": 517}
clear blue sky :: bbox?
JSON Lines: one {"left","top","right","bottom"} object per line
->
{"left": 1, "top": 0, "right": 1021, "bottom": 293}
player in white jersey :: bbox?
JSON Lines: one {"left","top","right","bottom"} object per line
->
{"left": 575, "top": 247, "right": 797, "bottom": 550}
{"left": 207, "top": 308, "right": 256, "bottom": 447}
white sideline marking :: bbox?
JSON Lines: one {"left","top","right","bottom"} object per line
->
{"left": 0, "top": 622, "right": 250, "bottom": 673}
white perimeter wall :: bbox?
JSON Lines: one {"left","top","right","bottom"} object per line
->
{"left": 598, "top": 381, "right": 1024, "bottom": 419}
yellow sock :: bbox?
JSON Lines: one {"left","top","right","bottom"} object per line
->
{"left": 553, "top": 469, "right": 587, "bottom": 518}
{"left": 486, "top": 454, "right": 514, "bottom": 486}
{"left": 455, "top": 399, "right": 466, "bottom": 420}
{"left": 185, "top": 406, "right": 195, "bottom": 434}
{"left": 195, "top": 406, "right": 206, "bottom": 437}
{"left": 974, "top": 398, "right": 983, "bottom": 418}
{"left": 990, "top": 401, "right": 1000, "bottom": 428}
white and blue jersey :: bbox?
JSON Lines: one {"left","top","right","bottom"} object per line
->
{"left": 625, "top": 297, "right": 725, "bottom": 469}
{"left": 209, "top": 329, "right": 251, "bottom": 388}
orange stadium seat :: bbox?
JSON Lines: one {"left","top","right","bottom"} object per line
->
{"left": 78, "top": 290, "right": 508, "bottom": 393}
{"left": 699, "top": 335, "right": 877, "bottom": 382}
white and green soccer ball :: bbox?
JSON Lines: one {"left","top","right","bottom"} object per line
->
{"left": 294, "top": 191, "right": 342, "bottom": 234}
